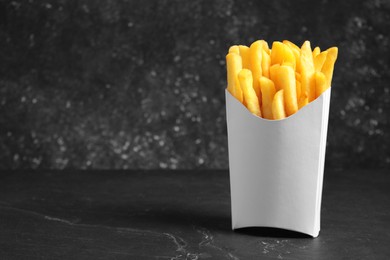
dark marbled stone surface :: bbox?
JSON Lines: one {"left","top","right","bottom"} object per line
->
{"left": 0, "top": 169, "right": 389, "bottom": 259}
{"left": 0, "top": 0, "right": 389, "bottom": 169}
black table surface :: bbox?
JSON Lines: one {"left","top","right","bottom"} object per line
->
{"left": 0, "top": 169, "right": 389, "bottom": 259}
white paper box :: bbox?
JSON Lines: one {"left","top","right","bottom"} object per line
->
{"left": 225, "top": 88, "right": 331, "bottom": 237}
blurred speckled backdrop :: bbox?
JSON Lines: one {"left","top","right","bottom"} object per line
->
{"left": 0, "top": 0, "right": 389, "bottom": 170}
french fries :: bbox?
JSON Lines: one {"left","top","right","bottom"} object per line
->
{"left": 229, "top": 45, "right": 240, "bottom": 54}
{"left": 314, "top": 51, "right": 328, "bottom": 72}
{"left": 272, "top": 90, "right": 286, "bottom": 120}
{"left": 238, "top": 69, "right": 261, "bottom": 117}
{"left": 259, "top": 77, "right": 276, "bottom": 120}
{"left": 314, "top": 71, "right": 327, "bottom": 97}
{"left": 321, "top": 47, "right": 338, "bottom": 88}
{"left": 226, "top": 53, "right": 243, "bottom": 103}
{"left": 239, "top": 45, "right": 250, "bottom": 69}
{"left": 261, "top": 49, "right": 271, "bottom": 78}
{"left": 312, "top": 46, "right": 321, "bottom": 58}
{"left": 300, "top": 41, "right": 316, "bottom": 102}
{"left": 278, "top": 65, "right": 298, "bottom": 116}
{"left": 249, "top": 41, "right": 263, "bottom": 103}
{"left": 226, "top": 40, "right": 338, "bottom": 119}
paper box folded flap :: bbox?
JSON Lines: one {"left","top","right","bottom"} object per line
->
{"left": 225, "top": 88, "right": 331, "bottom": 237}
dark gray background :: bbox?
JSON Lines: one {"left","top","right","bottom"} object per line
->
{"left": 0, "top": 0, "right": 389, "bottom": 170}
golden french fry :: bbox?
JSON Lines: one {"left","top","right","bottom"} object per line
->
{"left": 269, "top": 64, "right": 281, "bottom": 91}
{"left": 229, "top": 45, "right": 240, "bottom": 54}
{"left": 226, "top": 53, "right": 243, "bottom": 103}
{"left": 312, "top": 46, "right": 320, "bottom": 58}
{"left": 238, "top": 69, "right": 261, "bottom": 117}
{"left": 282, "top": 44, "right": 296, "bottom": 69}
{"left": 261, "top": 49, "right": 271, "bottom": 78}
{"left": 239, "top": 45, "right": 250, "bottom": 69}
{"left": 234, "top": 77, "right": 244, "bottom": 103}
{"left": 271, "top": 41, "right": 295, "bottom": 69}
{"left": 271, "top": 41, "right": 285, "bottom": 65}
{"left": 298, "top": 73, "right": 306, "bottom": 104}
{"left": 249, "top": 41, "right": 263, "bottom": 102}
{"left": 272, "top": 90, "right": 286, "bottom": 120}
{"left": 300, "top": 41, "right": 316, "bottom": 102}
{"left": 283, "top": 40, "right": 301, "bottom": 72}
{"left": 283, "top": 40, "right": 300, "bottom": 53}
{"left": 278, "top": 65, "right": 298, "bottom": 116}
{"left": 315, "top": 71, "right": 327, "bottom": 98}
{"left": 260, "top": 77, "right": 276, "bottom": 119}
{"left": 314, "top": 51, "right": 328, "bottom": 72}
{"left": 257, "top": 40, "right": 269, "bottom": 50}
{"left": 321, "top": 47, "right": 338, "bottom": 88}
